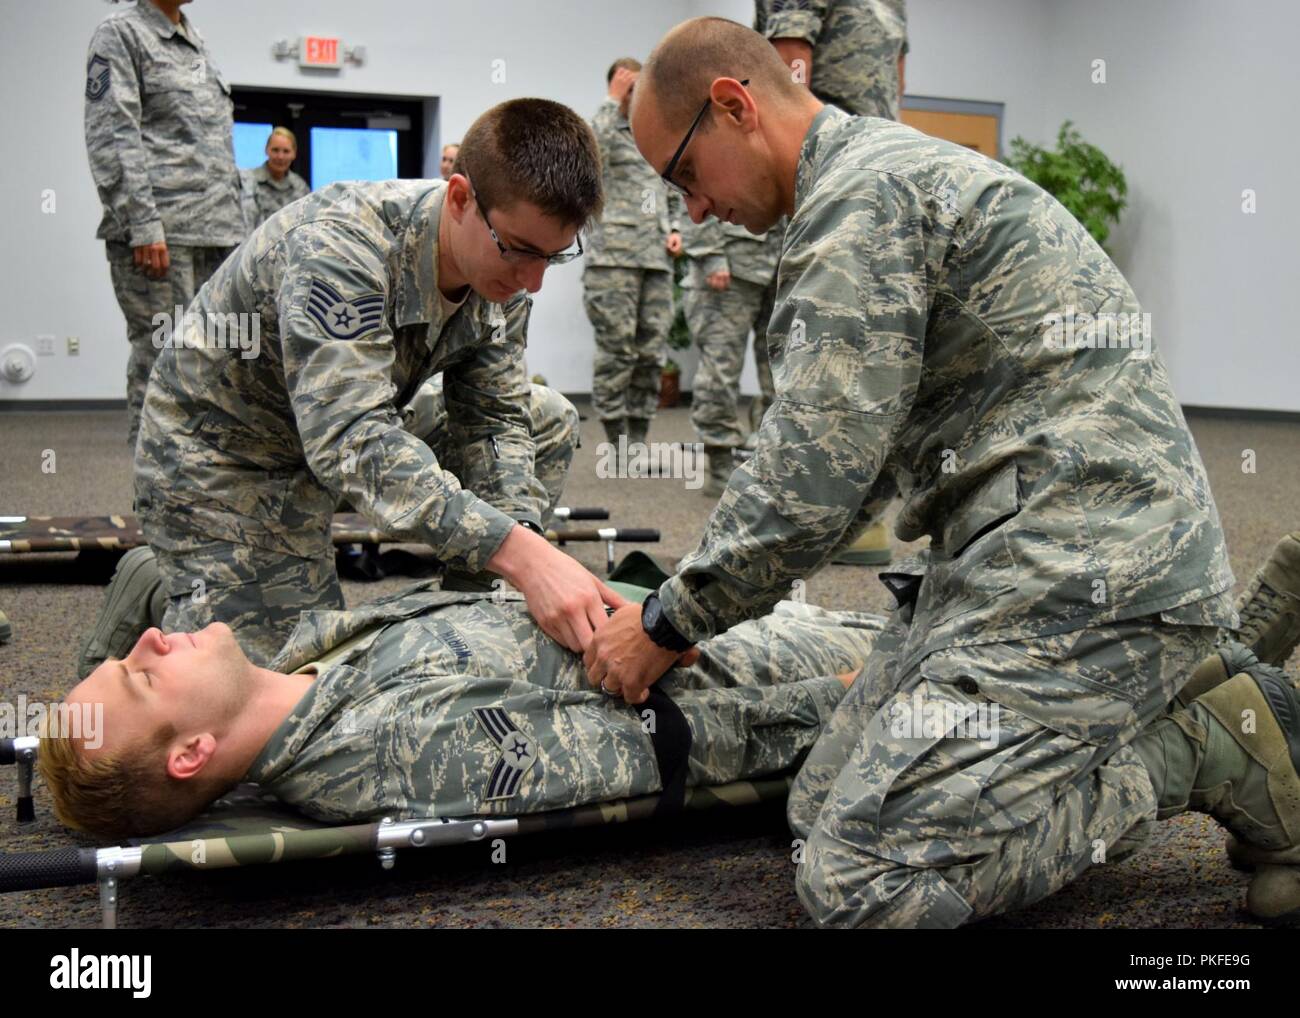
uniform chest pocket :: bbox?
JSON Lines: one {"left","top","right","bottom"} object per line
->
{"left": 143, "top": 59, "right": 201, "bottom": 97}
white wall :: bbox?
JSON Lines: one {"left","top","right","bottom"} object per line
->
{"left": 3, "top": 0, "right": 1297, "bottom": 410}
{"left": 0, "top": 0, "right": 691, "bottom": 401}
{"left": 1035, "top": 0, "right": 1300, "bottom": 412}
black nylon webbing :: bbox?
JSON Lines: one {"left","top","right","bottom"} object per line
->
{"left": 640, "top": 686, "right": 693, "bottom": 817}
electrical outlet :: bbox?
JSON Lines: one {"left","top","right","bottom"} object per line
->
{"left": 36, "top": 334, "right": 55, "bottom": 356}
{"left": 66, "top": 336, "right": 80, "bottom": 356}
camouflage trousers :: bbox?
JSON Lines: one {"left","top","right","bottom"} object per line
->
{"left": 106, "top": 241, "right": 235, "bottom": 449}
{"left": 787, "top": 610, "right": 1217, "bottom": 928}
{"left": 684, "top": 278, "right": 777, "bottom": 447}
{"left": 582, "top": 266, "right": 674, "bottom": 422}
{"left": 144, "top": 383, "right": 579, "bottom": 667}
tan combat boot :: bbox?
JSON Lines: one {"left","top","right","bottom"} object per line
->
{"left": 1138, "top": 647, "right": 1300, "bottom": 925}
{"left": 833, "top": 521, "right": 893, "bottom": 567}
{"left": 1234, "top": 531, "right": 1300, "bottom": 667}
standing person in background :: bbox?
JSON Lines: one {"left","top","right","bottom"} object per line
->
{"left": 755, "top": 0, "right": 908, "bottom": 120}
{"left": 83, "top": 0, "right": 244, "bottom": 447}
{"left": 240, "top": 126, "right": 310, "bottom": 233}
{"left": 583, "top": 58, "right": 684, "bottom": 451}
{"left": 440, "top": 143, "right": 461, "bottom": 181}
{"left": 680, "top": 216, "right": 779, "bottom": 496}
{"left": 755, "top": 0, "right": 908, "bottom": 564}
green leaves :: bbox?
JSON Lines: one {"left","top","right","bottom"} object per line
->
{"left": 1007, "top": 121, "right": 1128, "bottom": 249}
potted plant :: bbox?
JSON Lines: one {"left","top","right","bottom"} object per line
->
{"left": 1006, "top": 121, "right": 1128, "bottom": 249}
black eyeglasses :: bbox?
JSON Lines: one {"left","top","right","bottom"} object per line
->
{"left": 464, "top": 174, "right": 584, "bottom": 266}
{"left": 661, "top": 79, "right": 749, "bottom": 198}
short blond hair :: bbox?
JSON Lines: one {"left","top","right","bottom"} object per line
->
{"left": 38, "top": 715, "right": 229, "bottom": 841}
{"left": 266, "top": 126, "right": 298, "bottom": 151}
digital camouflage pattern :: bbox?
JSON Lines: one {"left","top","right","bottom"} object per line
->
{"left": 583, "top": 98, "right": 683, "bottom": 423}
{"left": 659, "top": 106, "right": 1237, "bottom": 666}
{"left": 134, "top": 179, "right": 566, "bottom": 664}
{"left": 245, "top": 581, "right": 883, "bottom": 822}
{"left": 584, "top": 267, "right": 674, "bottom": 423}
{"left": 84, "top": 0, "right": 244, "bottom": 248}
{"left": 142, "top": 376, "right": 577, "bottom": 667}
{"left": 754, "top": 0, "right": 909, "bottom": 120}
{"left": 84, "top": 0, "right": 245, "bottom": 444}
{"left": 106, "top": 242, "right": 234, "bottom": 447}
{"left": 681, "top": 219, "right": 782, "bottom": 447}
{"left": 787, "top": 608, "right": 1219, "bottom": 927}
{"left": 584, "top": 98, "right": 682, "bottom": 271}
{"left": 240, "top": 163, "right": 311, "bottom": 234}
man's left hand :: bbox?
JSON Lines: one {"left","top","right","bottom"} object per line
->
{"left": 584, "top": 602, "right": 693, "bottom": 704}
{"left": 665, "top": 231, "right": 683, "bottom": 257}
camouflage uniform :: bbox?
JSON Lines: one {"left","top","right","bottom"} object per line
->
{"left": 755, "top": 0, "right": 909, "bottom": 121}
{"left": 247, "top": 582, "right": 882, "bottom": 822}
{"left": 583, "top": 98, "right": 682, "bottom": 430}
{"left": 240, "top": 162, "right": 311, "bottom": 234}
{"left": 84, "top": 0, "right": 244, "bottom": 446}
{"left": 682, "top": 218, "right": 782, "bottom": 449}
{"left": 655, "top": 107, "right": 1237, "bottom": 927}
{"left": 134, "top": 179, "right": 573, "bottom": 667}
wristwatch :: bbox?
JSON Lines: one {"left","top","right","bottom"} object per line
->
{"left": 516, "top": 519, "right": 545, "bottom": 536}
{"left": 641, "top": 592, "right": 692, "bottom": 652}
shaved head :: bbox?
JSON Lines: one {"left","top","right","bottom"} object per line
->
{"left": 635, "top": 17, "right": 803, "bottom": 134}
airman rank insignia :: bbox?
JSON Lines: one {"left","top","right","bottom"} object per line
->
{"left": 86, "top": 55, "right": 110, "bottom": 102}
{"left": 305, "top": 278, "right": 386, "bottom": 340}
{"left": 474, "top": 706, "right": 538, "bottom": 802}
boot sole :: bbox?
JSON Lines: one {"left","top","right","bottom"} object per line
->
{"left": 833, "top": 550, "right": 894, "bottom": 566}
{"left": 1224, "top": 670, "right": 1300, "bottom": 923}
{"left": 76, "top": 546, "right": 162, "bottom": 673}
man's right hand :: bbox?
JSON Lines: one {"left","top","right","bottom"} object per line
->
{"left": 133, "top": 241, "right": 170, "bottom": 279}
{"left": 609, "top": 66, "right": 637, "bottom": 104}
{"left": 487, "top": 524, "right": 629, "bottom": 653}
{"left": 707, "top": 269, "right": 731, "bottom": 291}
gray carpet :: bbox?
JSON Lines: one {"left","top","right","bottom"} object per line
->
{"left": 0, "top": 401, "right": 1296, "bottom": 928}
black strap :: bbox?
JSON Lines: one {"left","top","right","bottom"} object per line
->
{"left": 879, "top": 571, "right": 923, "bottom": 610}
{"left": 640, "top": 687, "right": 693, "bottom": 818}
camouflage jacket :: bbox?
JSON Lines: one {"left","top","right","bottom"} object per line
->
{"left": 240, "top": 163, "right": 310, "bottom": 234}
{"left": 246, "top": 581, "right": 870, "bottom": 822}
{"left": 659, "top": 106, "right": 1236, "bottom": 673}
{"left": 681, "top": 217, "right": 783, "bottom": 289}
{"left": 83, "top": 0, "right": 243, "bottom": 247}
{"left": 755, "top": 0, "right": 908, "bottom": 120}
{"left": 583, "top": 98, "right": 682, "bottom": 271}
{"left": 134, "top": 179, "right": 543, "bottom": 570}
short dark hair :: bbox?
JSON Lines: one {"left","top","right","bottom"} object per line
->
{"left": 606, "top": 56, "right": 642, "bottom": 84}
{"left": 456, "top": 98, "right": 603, "bottom": 228}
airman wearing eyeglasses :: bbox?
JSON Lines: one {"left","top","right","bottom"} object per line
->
{"left": 128, "top": 98, "right": 631, "bottom": 670}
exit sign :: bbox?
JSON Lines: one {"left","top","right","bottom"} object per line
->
{"left": 300, "top": 36, "right": 342, "bottom": 69}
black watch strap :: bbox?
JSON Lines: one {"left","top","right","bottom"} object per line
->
{"left": 516, "top": 519, "right": 545, "bottom": 536}
{"left": 642, "top": 593, "right": 692, "bottom": 652}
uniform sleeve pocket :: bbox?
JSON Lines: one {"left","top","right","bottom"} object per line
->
{"left": 940, "top": 461, "right": 1022, "bottom": 559}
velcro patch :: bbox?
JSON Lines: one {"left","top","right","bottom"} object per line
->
{"left": 474, "top": 706, "right": 539, "bottom": 802}
{"left": 305, "top": 278, "right": 385, "bottom": 340}
{"left": 86, "top": 54, "right": 110, "bottom": 101}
